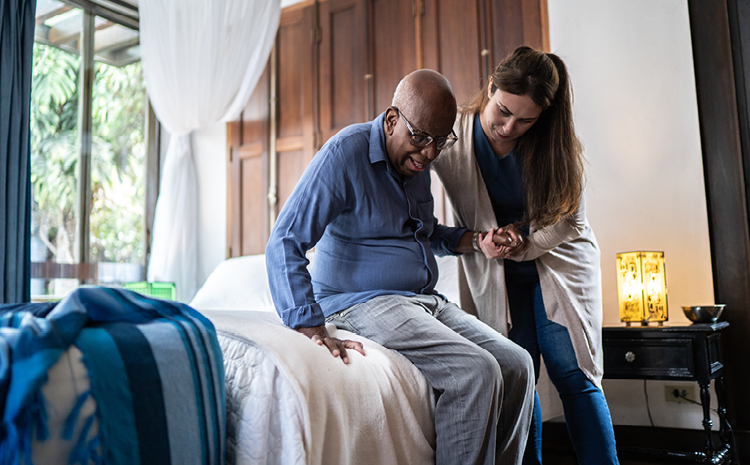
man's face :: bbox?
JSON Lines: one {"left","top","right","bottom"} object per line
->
{"left": 384, "top": 106, "right": 456, "bottom": 177}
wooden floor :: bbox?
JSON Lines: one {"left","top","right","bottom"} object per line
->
{"left": 542, "top": 422, "right": 737, "bottom": 465}
{"left": 544, "top": 449, "right": 685, "bottom": 465}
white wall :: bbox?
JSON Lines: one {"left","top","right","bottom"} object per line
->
{"left": 189, "top": 0, "right": 719, "bottom": 430}
{"left": 548, "top": 0, "right": 716, "bottom": 429}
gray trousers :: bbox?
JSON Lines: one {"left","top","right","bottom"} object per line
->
{"left": 326, "top": 294, "right": 534, "bottom": 465}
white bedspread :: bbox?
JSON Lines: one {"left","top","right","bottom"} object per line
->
{"left": 192, "top": 253, "right": 561, "bottom": 464}
{"left": 205, "top": 310, "right": 436, "bottom": 465}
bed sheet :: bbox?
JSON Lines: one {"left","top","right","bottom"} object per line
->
{"left": 204, "top": 310, "right": 436, "bottom": 465}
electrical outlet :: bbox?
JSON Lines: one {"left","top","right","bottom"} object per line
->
{"left": 665, "top": 384, "right": 697, "bottom": 403}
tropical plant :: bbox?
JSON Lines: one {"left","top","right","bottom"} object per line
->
{"left": 31, "top": 44, "right": 80, "bottom": 264}
{"left": 31, "top": 41, "right": 147, "bottom": 277}
{"left": 90, "top": 57, "right": 146, "bottom": 264}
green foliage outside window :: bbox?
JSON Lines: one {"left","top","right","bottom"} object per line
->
{"left": 31, "top": 42, "right": 146, "bottom": 270}
{"left": 90, "top": 51, "right": 146, "bottom": 264}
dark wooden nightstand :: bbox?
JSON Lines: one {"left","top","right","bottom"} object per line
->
{"left": 602, "top": 322, "right": 732, "bottom": 464}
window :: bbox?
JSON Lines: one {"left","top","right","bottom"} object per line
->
{"left": 31, "top": 1, "right": 150, "bottom": 299}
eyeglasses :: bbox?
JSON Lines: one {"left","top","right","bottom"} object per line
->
{"left": 394, "top": 107, "right": 458, "bottom": 150}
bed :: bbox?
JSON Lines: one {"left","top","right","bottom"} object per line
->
{"left": 188, "top": 253, "right": 463, "bottom": 465}
{"left": 189, "top": 252, "right": 563, "bottom": 465}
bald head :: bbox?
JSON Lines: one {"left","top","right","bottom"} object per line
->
{"left": 392, "top": 69, "right": 457, "bottom": 130}
{"left": 383, "top": 70, "right": 457, "bottom": 177}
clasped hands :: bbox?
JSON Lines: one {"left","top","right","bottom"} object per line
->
{"left": 477, "top": 224, "right": 529, "bottom": 260}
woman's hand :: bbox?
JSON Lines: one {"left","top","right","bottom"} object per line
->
{"left": 494, "top": 224, "right": 529, "bottom": 258}
{"left": 296, "top": 325, "right": 366, "bottom": 364}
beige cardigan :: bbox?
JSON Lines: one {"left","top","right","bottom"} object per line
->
{"left": 433, "top": 111, "right": 604, "bottom": 387}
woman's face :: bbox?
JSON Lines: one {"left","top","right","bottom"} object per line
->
{"left": 480, "top": 83, "right": 543, "bottom": 154}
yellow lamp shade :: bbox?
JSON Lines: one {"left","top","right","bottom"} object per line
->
{"left": 616, "top": 251, "right": 668, "bottom": 324}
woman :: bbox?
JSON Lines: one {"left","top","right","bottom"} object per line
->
{"left": 433, "top": 46, "right": 618, "bottom": 464}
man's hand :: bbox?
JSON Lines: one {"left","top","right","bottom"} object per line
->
{"left": 296, "top": 325, "right": 366, "bottom": 364}
{"left": 475, "top": 228, "right": 505, "bottom": 259}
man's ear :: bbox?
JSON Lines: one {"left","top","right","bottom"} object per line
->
{"left": 384, "top": 107, "right": 398, "bottom": 135}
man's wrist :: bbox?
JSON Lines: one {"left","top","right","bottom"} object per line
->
{"left": 472, "top": 230, "right": 486, "bottom": 252}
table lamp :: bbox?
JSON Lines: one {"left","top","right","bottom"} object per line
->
{"left": 616, "top": 251, "right": 668, "bottom": 326}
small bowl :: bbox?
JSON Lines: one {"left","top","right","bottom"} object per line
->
{"left": 681, "top": 305, "right": 726, "bottom": 323}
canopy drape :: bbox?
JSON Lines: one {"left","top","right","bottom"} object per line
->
{"left": 139, "top": 0, "right": 281, "bottom": 301}
{"left": 0, "top": 0, "right": 36, "bottom": 303}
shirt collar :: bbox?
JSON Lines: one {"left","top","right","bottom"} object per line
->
{"left": 369, "top": 112, "right": 389, "bottom": 165}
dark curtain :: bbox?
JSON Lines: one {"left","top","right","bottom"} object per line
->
{"left": 0, "top": 0, "right": 36, "bottom": 303}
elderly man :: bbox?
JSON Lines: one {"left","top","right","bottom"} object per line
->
{"left": 266, "top": 69, "right": 534, "bottom": 465}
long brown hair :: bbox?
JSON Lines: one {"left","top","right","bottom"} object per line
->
{"left": 462, "top": 46, "right": 584, "bottom": 228}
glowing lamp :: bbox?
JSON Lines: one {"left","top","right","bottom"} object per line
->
{"left": 616, "top": 251, "right": 668, "bottom": 325}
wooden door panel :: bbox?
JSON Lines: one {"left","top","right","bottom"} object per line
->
{"left": 319, "top": 0, "right": 368, "bottom": 143}
{"left": 368, "top": 0, "right": 417, "bottom": 118}
{"left": 275, "top": 3, "right": 317, "bottom": 218}
{"left": 240, "top": 149, "right": 266, "bottom": 256}
{"left": 227, "top": 63, "right": 270, "bottom": 258}
{"left": 488, "top": 0, "right": 548, "bottom": 67}
{"left": 241, "top": 72, "right": 270, "bottom": 144}
{"left": 423, "top": 0, "right": 484, "bottom": 106}
{"left": 277, "top": 6, "right": 315, "bottom": 147}
{"left": 277, "top": 149, "right": 306, "bottom": 213}
{"left": 489, "top": 0, "right": 524, "bottom": 63}
{"left": 275, "top": 137, "right": 305, "bottom": 212}
{"left": 277, "top": 15, "right": 306, "bottom": 140}
{"left": 331, "top": 17, "right": 359, "bottom": 127}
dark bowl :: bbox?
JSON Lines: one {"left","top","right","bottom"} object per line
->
{"left": 681, "top": 305, "right": 726, "bottom": 323}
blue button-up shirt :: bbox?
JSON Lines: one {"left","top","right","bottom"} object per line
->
{"left": 266, "top": 113, "right": 467, "bottom": 329}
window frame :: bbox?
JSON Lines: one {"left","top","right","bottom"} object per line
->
{"left": 31, "top": 0, "right": 159, "bottom": 293}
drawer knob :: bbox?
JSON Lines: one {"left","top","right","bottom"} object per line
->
{"left": 625, "top": 351, "right": 636, "bottom": 363}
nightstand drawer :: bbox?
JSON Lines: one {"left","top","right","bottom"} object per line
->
{"left": 603, "top": 338, "right": 694, "bottom": 379}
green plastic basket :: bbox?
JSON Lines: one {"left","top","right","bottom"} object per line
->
{"left": 123, "top": 281, "right": 176, "bottom": 301}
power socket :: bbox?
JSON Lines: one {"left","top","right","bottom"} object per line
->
{"left": 665, "top": 384, "right": 697, "bottom": 403}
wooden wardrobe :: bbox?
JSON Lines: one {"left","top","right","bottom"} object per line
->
{"left": 227, "top": 0, "right": 549, "bottom": 258}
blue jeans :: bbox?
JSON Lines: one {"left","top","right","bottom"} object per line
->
{"left": 506, "top": 273, "right": 619, "bottom": 465}
{"left": 327, "top": 293, "right": 535, "bottom": 465}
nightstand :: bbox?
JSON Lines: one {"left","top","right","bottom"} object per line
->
{"left": 602, "top": 322, "right": 732, "bottom": 464}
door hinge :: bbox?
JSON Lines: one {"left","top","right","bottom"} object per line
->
{"left": 229, "top": 147, "right": 233, "bottom": 162}
{"left": 312, "top": 26, "right": 322, "bottom": 44}
{"left": 413, "top": 0, "right": 424, "bottom": 16}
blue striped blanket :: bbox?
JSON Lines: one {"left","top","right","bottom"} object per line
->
{"left": 0, "top": 286, "right": 225, "bottom": 465}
